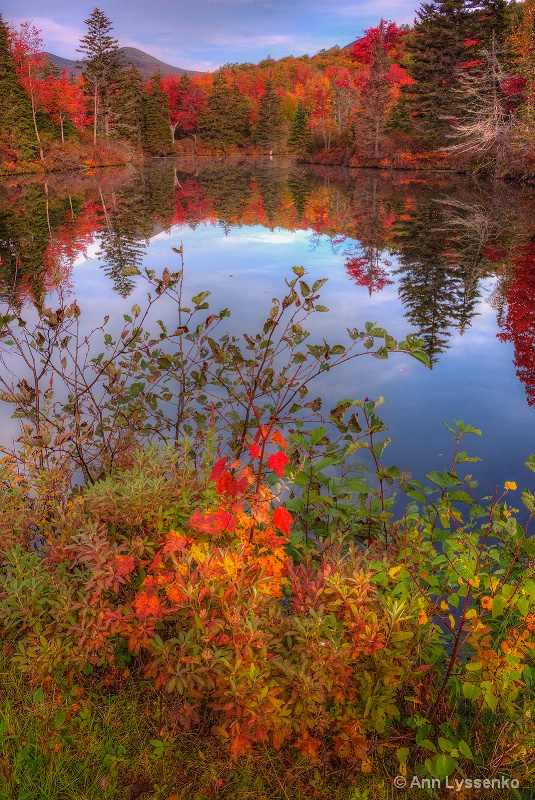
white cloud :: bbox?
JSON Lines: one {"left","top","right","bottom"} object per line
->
{"left": 7, "top": 16, "right": 84, "bottom": 58}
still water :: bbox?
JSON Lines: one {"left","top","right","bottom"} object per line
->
{"left": 1, "top": 157, "right": 535, "bottom": 503}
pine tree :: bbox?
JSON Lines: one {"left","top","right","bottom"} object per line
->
{"left": 254, "top": 78, "right": 286, "bottom": 152}
{"left": 198, "top": 71, "right": 250, "bottom": 149}
{"left": 288, "top": 100, "right": 312, "bottom": 156}
{"left": 77, "top": 8, "right": 125, "bottom": 144}
{"left": 0, "top": 15, "right": 37, "bottom": 162}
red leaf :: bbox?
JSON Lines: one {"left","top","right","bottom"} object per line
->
{"left": 267, "top": 451, "right": 289, "bottom": 477}
{"left": 217, "top": 471, "right": 248, "bottom": 497}
{"left": 210, "top": 457, "right": 227, "bottom": 482}
{"left": 249, "top": 442, "right": 261, "bottom": 459}
{"left": 187, "top": 507, "right": 237, "bottom": 535}
{"left": 273, "top": 506, "right": 292, "bottom": 536}
{"left": 113, "top": 554, "right": 135, "bottom": 577}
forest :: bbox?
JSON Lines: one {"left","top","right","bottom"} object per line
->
{"left": 2, "top": 1, "right": 535, "bottom": 177}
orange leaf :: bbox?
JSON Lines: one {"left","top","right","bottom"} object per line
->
{"left": 133, "top": 592, "right": 163, "bottom": 619}
{"left": 271, "top": 429, "right": 287, "bottom": 449}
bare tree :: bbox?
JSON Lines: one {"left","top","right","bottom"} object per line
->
{"left": 445, "top": 35, "right": 516, "bottom": 172}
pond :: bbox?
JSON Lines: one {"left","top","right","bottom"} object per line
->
{"left": 1, "top": 157, "right": 535, "bottom": 506}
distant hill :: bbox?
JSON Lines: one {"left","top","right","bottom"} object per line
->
{"left": 44, "top": 47, "right": 199, "bottom": 80}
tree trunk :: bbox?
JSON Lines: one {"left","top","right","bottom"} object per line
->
{"left": 93, "top": 85, "right": 98, "bottom": 145}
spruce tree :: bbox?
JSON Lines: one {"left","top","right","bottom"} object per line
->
{"left": 404, "top": 0, "right": 481, "bottom": 148}
{"left": 143, "top": 71, "right": 174, "bottom": 156}
{"left": 198, "top": 71, "right": 250, "bottom": 149}
{"left": 288, "top": 100, "right": 312, "bottom": 156}
{"left": 254, "top": 78, "right": 286, "bottom": 152}
{"left": 77, "top": 8, "right": 125, "bottom": 143}
{"left": 114, "top": 64, "right": 146, "bottom": 147}
{"left": 0, "top": 15, "right": 37, "bottom": 162}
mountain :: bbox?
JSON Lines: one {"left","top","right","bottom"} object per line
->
{"left": 44, "top": 47, "right": 199, "bottom": 80}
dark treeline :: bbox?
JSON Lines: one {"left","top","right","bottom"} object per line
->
{"left": 3, "top": 3, "right": 535, "bottom": 175}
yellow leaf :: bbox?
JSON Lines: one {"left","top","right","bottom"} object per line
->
{"left": 418, "top": 612, "right": 429, "bottom": 625}
{"left": 440, "top": 601, "right": 449, "bottom": 611}
{"left": 481, "top": 596, "right": 493, "bottom": 610}
{"left": 504, "top": 481, "right": 517, "bottom": 491}
{"left": 467, "top": 576, "right": 480, "bottom": 588}
{"left": 448, "top": 614, "right": 456, "bottom": 629}
{"left": 399, "top": 762, "right": 407, "bottom": 776}
{"left": 388, "top": 566, "right": 403, "bottom": 579}
{"left": 361, "top": 758, "right": 373, "bottom": 773}
{"left": 466, "top": 608, "right": 477, "bottom": 619}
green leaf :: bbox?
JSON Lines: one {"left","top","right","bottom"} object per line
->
{"left": 310, "top": 426, "right": 327, "bottom": 446}
{"left": 410, "top": 349, "right": 430, "bottom": 367}
{"left": 122, "top": 266, "right": 140, "bottom": 276}
{"left": 455, "top": 451, "right": 481, "bottom": 464}
{"left": 447, "top": 489, "right": 473, "bottom": 503}
{"left": 373, "top": 346, "right": 388, "bottom": 359}
{"left": 192, "top": 291, "right": 211, "bottom": 305}
{"left": 426, "top": 753, "right": 458, "bottom": 780}
{"left": 314, "top": 305, "right": 329, "bottom": 312}
{"left": 458, "top": 740, "right": 473, "bottom": 761}
{"left": 425, "top": 471, "right": 461, "bottom": 489}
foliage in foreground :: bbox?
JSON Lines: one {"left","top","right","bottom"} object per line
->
{"left": 0, "top": 266, "right": 535, "bottom": 796}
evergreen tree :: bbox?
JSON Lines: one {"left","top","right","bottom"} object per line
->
{"left": 198, "top": 71, "right": 250, "bottom": 149}
{"left": 392, "top": 194, "right": 469, "bottom": 363}
{"left": 404, "top": 0, "right": 482, "bottom": 148}
{"left": 97, "top": 194, "right": 147, "bottom": 296}
{"left": 77, "top": 8, "right": 125, "bottom": 143}
{"left": 114, "top": 64, "right": 145, "bottom": 147}
{"left": 142, "top": 71, "right": 174, "bottom": 156}
{"left": 288, "top": 100, "right": 313, "bottom": 156}
{"left": 254, "top": 78, "right": 286, "bottom": 151}
{"left": 0, "top": 15, "right": 37, "bottom": 162}
{"left": 405, "top": 0, "right": 516, "bottom": 150}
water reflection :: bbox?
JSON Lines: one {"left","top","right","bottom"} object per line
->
{"left": 1, "top": 159, "right": 535, "bottom": 403}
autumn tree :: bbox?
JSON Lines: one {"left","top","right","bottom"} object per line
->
{"left": 77, "top": 8, "right": 125, "bottom": 143}
{"left": 358, "top": 20, "right": 392, "bottom": 159}
{"left": 9, "top": 22, "right": 48, "bottom": 160}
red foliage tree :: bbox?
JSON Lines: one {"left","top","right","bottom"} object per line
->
{"left": 497, "top": 243, "right": 535, "bottom": 405}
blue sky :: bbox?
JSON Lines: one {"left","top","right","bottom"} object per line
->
{"left": 2, "top": 0, "right": 418, "bottom": 72}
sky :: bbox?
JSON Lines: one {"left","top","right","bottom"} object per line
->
{"left": 1, "top": 0, "right": 418, "bottom": 73}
